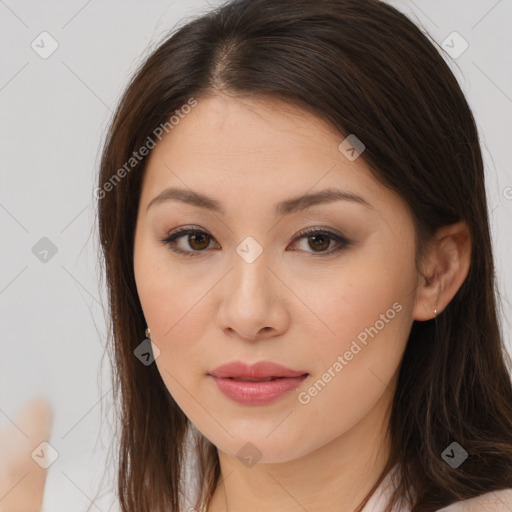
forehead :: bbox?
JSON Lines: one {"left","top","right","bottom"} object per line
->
{"left": 163, "top": 95, "right": 355, "bottom": 164}
{"left": 145, "top": 95, "right": 374, "bottom": 186}
{"left": 140, "top": 94, "right": 409, "bottom": 225}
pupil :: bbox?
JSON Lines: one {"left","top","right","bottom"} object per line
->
{"left": 309, "top": 234, "right": 329, "bottom": 251}
{"left": 190, "top": 233, "right": 209, "bottom": 250}
{"left": 189, "top": 233, "right": 208, "bottom": 249}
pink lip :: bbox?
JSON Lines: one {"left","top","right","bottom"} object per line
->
{"left": 208, "top": 361, "right": 309, "bottom": 405}
{"left": 209, "top": 361, "right": 308, "bottom": 379}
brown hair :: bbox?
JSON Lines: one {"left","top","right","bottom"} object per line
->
{"left": 96, "top": 0, "right": 512, "bottom": 511}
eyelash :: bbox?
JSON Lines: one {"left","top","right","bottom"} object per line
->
{"left": 160, "top": 225, "right": 351, "bottom": 258}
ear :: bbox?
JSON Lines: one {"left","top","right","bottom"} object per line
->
{"left": 413, "top": 221, "right": 472, "bottom": 321}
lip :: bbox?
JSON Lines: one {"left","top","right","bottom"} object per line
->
{"left": 208, "top": 361, "right": 309, "bottom": 405}
{"left": 209, "top": 361, "right": 308, "bottom": 379}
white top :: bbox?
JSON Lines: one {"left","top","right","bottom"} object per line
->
{"left": 362, "top": 468, "right": 512, "bottom": 511}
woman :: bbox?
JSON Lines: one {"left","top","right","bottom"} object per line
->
{"left": 3, "top": 0, "right": 512, "bottom": 511}
{"left": 97, "top": 0, "right": 512, "bottom": 510}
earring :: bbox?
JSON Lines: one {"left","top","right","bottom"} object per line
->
{"left": 145, "top": 327, "right": 151, "bottom": 339}
{"left": 434, "top": 301, "right": 438, "bottom": 317}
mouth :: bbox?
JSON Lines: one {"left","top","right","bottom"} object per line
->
{"left": 224, "top": 376, "right": 300, "bottom": 382}
{"left": 207, "top": 361, "right": 309, "bottom": 405}
{"left": 208, "top": 360, "right": 309, "bottom": 380}
{"left": 209, "top": 374, "right": 309, "bottom": 405}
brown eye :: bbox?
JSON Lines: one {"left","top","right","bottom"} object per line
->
{"left": 187, "top": 232, "right": 210, "bottom": 250}
{"left": 307, "top": 233, "right": 331, "bottom": 252}
{"left": 291, "top": 228, "right": 351, "bottom": 255}
{"left": 161, "top": 227, "right": 217, "bottom": 256}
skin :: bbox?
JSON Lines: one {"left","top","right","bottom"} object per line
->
{"left": 133, "top": 94, "right": 472, "bottom": 512}
{"left": 0, "top": 399, "right": 52, "bottom": 512}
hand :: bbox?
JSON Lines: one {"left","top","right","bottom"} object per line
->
{"left": 0, "top": 398, "right": 53, "bottom": 512}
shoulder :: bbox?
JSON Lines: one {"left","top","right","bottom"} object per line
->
{"left": 437, "top": 488, "right": 512, "bottom": 511}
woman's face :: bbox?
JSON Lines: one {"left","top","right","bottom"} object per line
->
{"left": 133, "top": 94, "right": 422, "bottom": 463}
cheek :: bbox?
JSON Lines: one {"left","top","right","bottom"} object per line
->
{"left": 136, "top": 257, "right": 213, "bottom": 411}
{"left": 133, "top": 244, "right": 221, "bottom": 413}
{"left": 136, "top": 267, "right": 210, "bottom": 354}
{"left": 292, "top": 301, "right": 412, "bottom": 453}
{"left": 134, "top": 232, "right": 205, "bottom": 340}
{"left": 302, "top": 250, "right": 414, "bottom": 354}
{"left": 294, "top": 252, "right": 415, "bottom": 419}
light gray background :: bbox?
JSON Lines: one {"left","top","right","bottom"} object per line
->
{"left": 1, "top": 1, "right": 511, "bottom": 510}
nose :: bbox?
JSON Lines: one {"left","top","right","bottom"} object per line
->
{"left": 216, "top": 245, "right": 290, "bottom": 342}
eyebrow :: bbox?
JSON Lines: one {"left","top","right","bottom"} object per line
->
{"left": 146, "top": 186, "right": 373, "bottom": 215}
